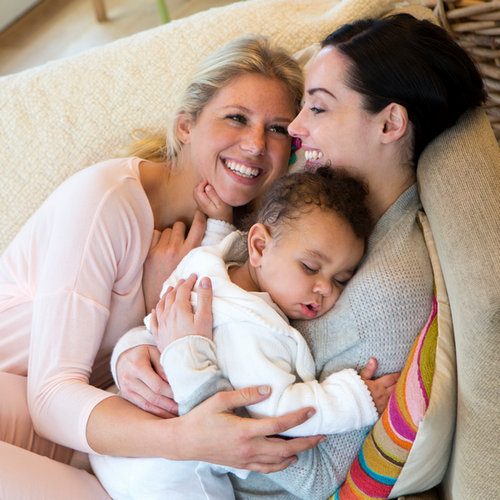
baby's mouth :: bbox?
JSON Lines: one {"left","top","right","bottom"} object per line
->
{"left": 305, "top": 302, "right": 320, "bottom": 313}
{"left": 224, "top": 159, "right": 260, "bottom": 179}
{"left": 301, "top": 302, "right": 320, "bottom": 318}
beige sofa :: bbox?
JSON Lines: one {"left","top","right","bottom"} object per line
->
{"left": 0, "top": 0, "right": 498, "bottom": 498}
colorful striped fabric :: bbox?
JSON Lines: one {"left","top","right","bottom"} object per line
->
{"left": 330, "top": 293, "right": 438, "bottom": 500}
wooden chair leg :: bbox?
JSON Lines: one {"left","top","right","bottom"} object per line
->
{"left": 92, "top": 0, "right": 168, "bottom": 24}
{"left": 92, "top": 0, "right": 107, "bottom": 22}
{"left": 157, "top": 0, "right": 170, "bottom": 23}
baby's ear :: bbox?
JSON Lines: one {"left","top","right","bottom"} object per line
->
{"left": 248, "top": 223, "right": 271, "bottom": 267}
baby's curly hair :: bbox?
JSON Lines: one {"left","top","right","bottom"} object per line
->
{"left": 252, "top": 167, "right": 372, "bottom": 241}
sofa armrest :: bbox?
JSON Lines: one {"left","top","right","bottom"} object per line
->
{"left": 417, "top": 108, "right": 500, "bottom": 499}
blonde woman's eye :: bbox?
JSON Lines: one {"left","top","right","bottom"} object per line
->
{"left": 269, "top": 125, "right": 289, "bottom": 135}
{"left": 227, "top": 114, "right": 246, "bottom": 124}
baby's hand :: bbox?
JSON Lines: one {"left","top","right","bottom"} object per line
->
{"left": 194, "top": 180, "right": 233, "bottom": 224}
{"left": 360, "top": 358, "right": 400, "bottom": 415}
{"left": 150, "top": 274, "right": 213, "bottom": 353}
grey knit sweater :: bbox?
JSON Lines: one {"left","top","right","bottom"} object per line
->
{"left": 185, "top": 184, "right": 433, "bottom": 500}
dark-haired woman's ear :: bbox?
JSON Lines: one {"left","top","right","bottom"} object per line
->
{"left": 247, "top": 223, "right": 271, "bottom": 267}
{"left": 176, "top": 112, "right": 193, "bottom": 144}
{"left": 380, "top": 102, "right": 408, "bottom": 144}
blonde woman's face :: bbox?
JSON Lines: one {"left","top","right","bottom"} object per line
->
{"left": 179, "top": 72, "right": 297, "bottom": 207}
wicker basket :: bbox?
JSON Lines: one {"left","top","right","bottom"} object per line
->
{"left": 432, "top": 0, "right": 500, "bottom": 143}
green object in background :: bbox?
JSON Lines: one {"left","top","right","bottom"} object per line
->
{"left": 157, "top": 0, "right": 170, "bottom": 23}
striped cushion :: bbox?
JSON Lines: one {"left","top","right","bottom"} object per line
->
{"left": 331, "top": 297, "right": 438, "bottom": 499}
{"left": 330, "top": 210, "right": 455, "bottom": 499}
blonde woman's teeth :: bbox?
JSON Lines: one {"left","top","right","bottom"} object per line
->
{"left": 226, "top": 160, "right": 259, "bottom": 178}
{"left": 305, "top": 150, "right": 323, "bottom": 162}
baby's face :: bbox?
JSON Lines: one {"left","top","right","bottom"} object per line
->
{"left": 257, "top": 207, "right": 364, "bottom": 320}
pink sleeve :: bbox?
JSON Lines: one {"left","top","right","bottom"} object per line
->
{"left": 29, "top": 292, "right": 114, "bottom": 452}
{"left": 26, "top": 162, "right": 151, "bottom": 453}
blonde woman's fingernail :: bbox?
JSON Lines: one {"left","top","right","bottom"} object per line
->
{"left": 258, "top": 385, "right": 271, "bottom": 395}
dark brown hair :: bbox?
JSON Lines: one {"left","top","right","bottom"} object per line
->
{"left": 322, "top": 14, "right": 486, "bottom": 163}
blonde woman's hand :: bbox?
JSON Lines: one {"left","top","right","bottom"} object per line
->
{"left": 194, "top": 180, "right": 233, "bottom": 224}
{"left": 88, "top": 385, "right": 324, "bottom": 472}
{"left": 143, "top": 210, "right": 206, "bottom": 312}
{"left": 151, "top": 273, "right": 213, "bottom": 353}
{"left": 174, "top": 385, "right": 325, "bottom": 473}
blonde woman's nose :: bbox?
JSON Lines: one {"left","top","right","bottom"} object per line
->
{"left": 241, "top": 126, "right": 266, "bottom": 155}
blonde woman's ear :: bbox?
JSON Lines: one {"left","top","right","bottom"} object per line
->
{"left": 247, "top": 223, "right": 271, "bottom": 267}
{"left": 176, "top": 112, "right": 193, "bottom": 144}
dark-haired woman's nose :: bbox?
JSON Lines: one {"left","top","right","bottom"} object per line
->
{"left": 288, "top": 109, "right": 308, "bottom": 139}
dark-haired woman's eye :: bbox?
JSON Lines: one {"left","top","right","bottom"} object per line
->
{"left": 310, "top": 106, "right": 324, "bottom": 115}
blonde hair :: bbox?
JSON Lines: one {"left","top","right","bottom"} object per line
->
{"left": 126, "top": 35, "right": 303, "bottom": 165}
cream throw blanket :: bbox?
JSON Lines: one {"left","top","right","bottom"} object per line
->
{"left": 0, "top": 0, "right": 423, "bottom": 253}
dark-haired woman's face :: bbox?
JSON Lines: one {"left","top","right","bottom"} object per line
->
{"left": 288, "top": 46, "right": 381, "bottom": 177}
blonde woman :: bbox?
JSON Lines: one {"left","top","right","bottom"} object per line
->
{"left": 0, "top": 36, "right": 323, "bottom": 499}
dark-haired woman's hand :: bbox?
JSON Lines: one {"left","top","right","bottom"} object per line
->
{"left": 115, "top": 344, "right": 179, "bottom": 418}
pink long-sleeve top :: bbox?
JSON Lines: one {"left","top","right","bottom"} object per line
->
{"left": 0, "top": 157, "right": 153, "bottom": 453}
